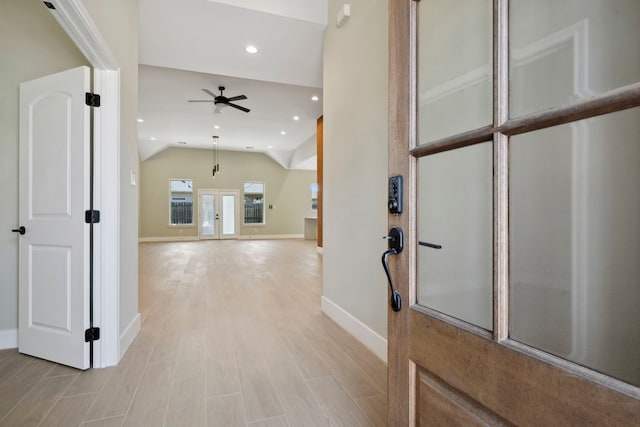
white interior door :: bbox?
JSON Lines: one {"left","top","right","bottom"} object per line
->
{"left": 198, "top": 190, "right": 239, "bottom": 240}
{"left": 18, "top": 66, "right": 91, "bottom": 370}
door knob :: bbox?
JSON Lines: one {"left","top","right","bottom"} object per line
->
{"left": 11, "top": 226, "right": 26, "bottom": 235}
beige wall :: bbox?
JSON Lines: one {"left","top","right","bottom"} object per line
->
{"left": 323, "top": 0, "right": 389, "bottom": 339}
{"left": 81, "top": 0, "right": 140, "bottom": 336}
{"left": 140, "top": 148, "right": 317, "bottom": 238}
{"left": 0, "top": 0, "right": 89, "bottom": 339}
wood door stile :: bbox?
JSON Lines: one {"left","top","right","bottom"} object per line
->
{"left": 317, "top": 116, "right": 324, "bottom": 248}
{"left": 387, "top": 0, "right": 414, "bottom": 425}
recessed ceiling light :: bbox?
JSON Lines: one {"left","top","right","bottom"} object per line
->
{"left": 214, "top": 125, "right": 220, "bottom": 129}
{"left": 268, "top": 146, "right": 273, "bottom": 149}
{"left": 150, "top": 137, "right": 156, "bottom": 140}
{"left": 280, "top": 131, "right": 286, "bottom": 135}
{"left": 245, "top": 45, "right": 258, "bottom": 54}
{"left": 293, "top": 116, "right": 300, "bottom": 121}
{"left": 311, "top": 95, "right": 319, "bottom": 102}
{"left": 137, "top": 118, "right": 144, "bottom": 123}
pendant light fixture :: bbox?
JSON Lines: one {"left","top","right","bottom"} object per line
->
{"left": 212, "top": 135, "right": 220, "bottom": 177}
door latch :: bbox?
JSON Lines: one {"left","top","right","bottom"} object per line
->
{"left": 382, "top": 226, "right": 403, "bottom": 312}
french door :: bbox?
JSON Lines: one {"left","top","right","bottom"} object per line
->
{"left": 198, "top": 190, "right": 239, "bottom": 240}
{"left": 387, "top": 0, "right": 640, "bottom": 424}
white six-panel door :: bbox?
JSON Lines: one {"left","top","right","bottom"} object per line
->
{"left": 18, "top": 66, "right": 91, "bottom": 369}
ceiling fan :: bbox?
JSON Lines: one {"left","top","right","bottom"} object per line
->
{"left": 188, "top": 86, "right": 250, "bottom": 113}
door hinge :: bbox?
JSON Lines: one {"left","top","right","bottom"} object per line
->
{"left": 43, "top": 1, "right": 55, "bottom": 9}
{"left": 85, "top": 327, "right": 100, "bottom": 342}
{"left": 85, "top": 92, "right": 101, "bottom": 107}
{"left": 85, "top": 210, "right": 101, "bottom": 224}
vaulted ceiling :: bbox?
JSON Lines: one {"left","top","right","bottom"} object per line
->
{"left": 137, "top": 0, "right": 327, "bottom": 169}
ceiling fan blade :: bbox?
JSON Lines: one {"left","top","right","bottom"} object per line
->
{"left": 188, "top": 100, "right": 215, "bottom": 103}
{"left": 226, "top": 95, "right": 247, "bottom": 102}
{"left": 227, "top": 103, "right": 250, "bottom": 113}
{"left": 201, "top": 88, "right": 217, "bottom": 98}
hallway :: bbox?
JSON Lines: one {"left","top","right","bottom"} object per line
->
{"left": 0, "top": 239, "right": 387, "bottom": 426}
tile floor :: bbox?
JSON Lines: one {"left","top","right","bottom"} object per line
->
{"left": 0, "top": 239, "right": 387, "bottom": 426}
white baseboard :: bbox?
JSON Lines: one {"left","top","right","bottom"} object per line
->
{"left": 321, "top": 296, "right": 387, "bottom": 363}
{"left": 0, "top": 329, "right": 17, "bottom": 349}
{"left": 238, "top": 234, "right": 304, "bottom": 240}
{"left": 139, "top": 236, "right": 199, "bottom": 243}
{"left": 119, "top": 313, "right": 140, "bottom": 359}
{"left": 140, "top": 235, "right": 304, "bottom": 243}
{"left": 0, "top": 319, "right": 141, "bottom": 359}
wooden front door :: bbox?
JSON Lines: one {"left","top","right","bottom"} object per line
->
{"left": 387, "top": 0, "right": 640, "bottom": 424}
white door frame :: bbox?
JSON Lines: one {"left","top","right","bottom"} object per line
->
{"left": 47, "top": 0, "right": 121, "bottom": 367}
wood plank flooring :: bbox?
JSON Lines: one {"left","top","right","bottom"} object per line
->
{"left": 0, "top": 239, "right": 387, "bottom": 426}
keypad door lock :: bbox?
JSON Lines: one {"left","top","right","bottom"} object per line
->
{"left": 388, "top": 175, "right": 402, "bottom": 215}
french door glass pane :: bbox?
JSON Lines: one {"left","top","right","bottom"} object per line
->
{"left": 200, "top": 194, "right": 215, "bottom": 237}
{"left": 417, "top": 0, "right": 493, "bottom": 144}
{"left": 510, "top": 1, "right": 640, "bottom": 117}
{"left": 222, "top": 195, "right": 236, "bottom": 236}
{"left": 417, "top": 142, "right": 493, "bottom": 330}
{"left": 510, "top": 107, "right": 640, "bottom": 387}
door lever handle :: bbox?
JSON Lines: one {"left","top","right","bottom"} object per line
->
{"left": 11, "top": 226, "right": 26, "bottom": 235}
{"left": 381, "top": 226, "right": 403, "bottom": 312}
{"left": 382, "top": 249, "right": 401, "bottom": 312}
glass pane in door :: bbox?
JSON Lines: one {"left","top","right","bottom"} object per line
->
{"left": 200, "top": 194, "right": 215, "bottom": 238}
{"left": 221, "top": 194, "right": 236, "bottom": 236}
{"left": 510, "top": 1, "right": 640, "bottom": 117}
{"left": 417, "top": 0, "right": 493, "bottom": 144}
{"left": 417, "top": 142, "right": 493, "bottom": 330}
{"left": 510, "top": 107, "right": 640, "bottom": 387}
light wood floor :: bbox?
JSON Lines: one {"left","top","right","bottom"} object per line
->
{"left": 0, "top": 239, "right": 387, "bottom": 426}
